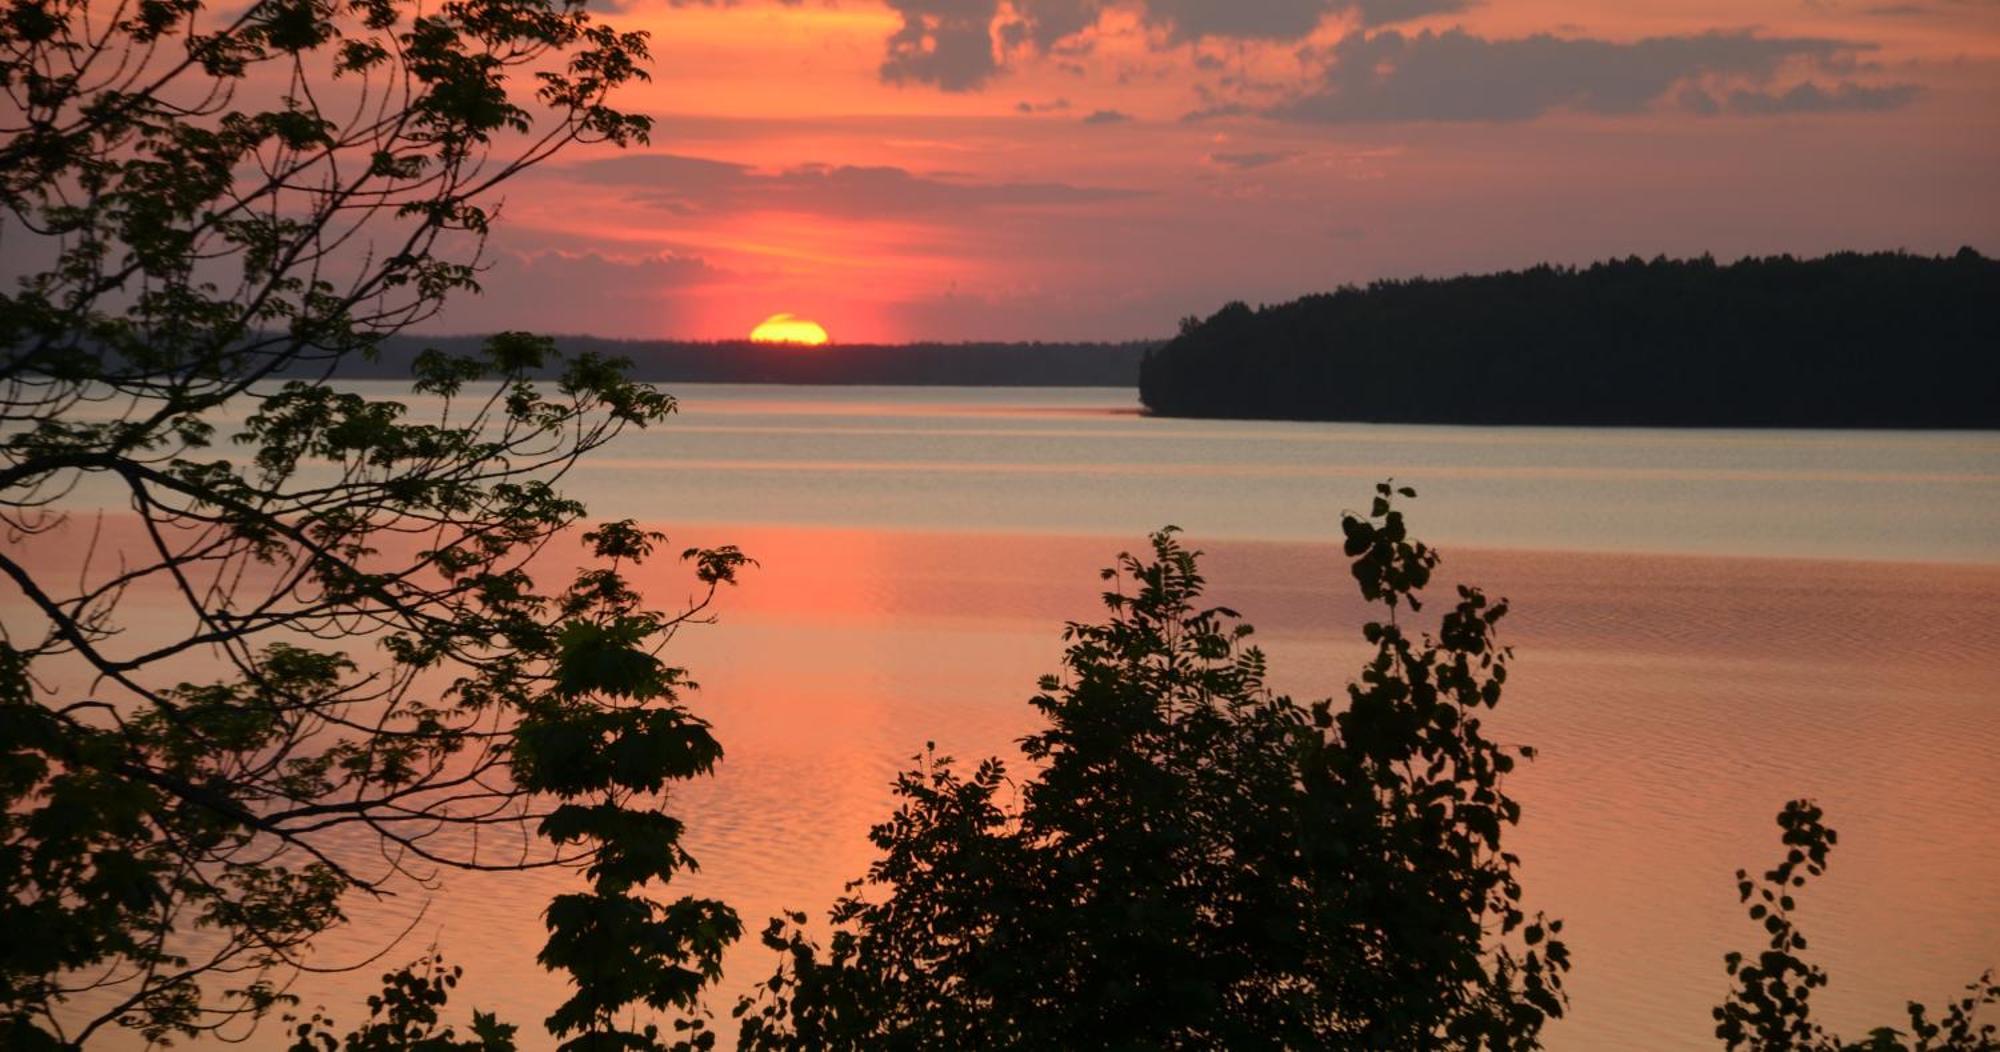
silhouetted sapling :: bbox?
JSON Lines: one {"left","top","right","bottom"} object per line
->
{"left": 733, "top": 482, "right": 1570, "bottom": 1049}
{"left": 1716, "top": 801, "right": 1999, "bottom": 1051}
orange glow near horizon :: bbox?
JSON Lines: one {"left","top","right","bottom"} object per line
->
{"left": 424, "top": 0, "right": 2000, "bottom": 343}
{"left": 749, "top": 313, "right": 831, "bottom": 345}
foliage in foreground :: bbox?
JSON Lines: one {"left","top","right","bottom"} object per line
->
{"left": 0, "top": 414, "right": 750, "bottom": 1050}
{"left": 285, "top": 952, "right": 517, "bottom": 1052}
{"left": 0, "top": 0, "right": 755, "bottom": 1040}
{"left": 734, "top": 485, "right": 1571, "bottom": 1049}
{"left": 1716, "top": 802, "right": 2000, "bottom": 1052}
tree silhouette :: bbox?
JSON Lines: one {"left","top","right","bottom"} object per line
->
{"left": 1716, "top": 801, "right": 2000, "bottom": 1051}
{"left": 283, "top": 951, "right": 520, "bottom": 1052}
{"left": 1141, "top": 250, "right": 2000, "bottom": 428}
{"left": 0, "top": 0, "right": 745, "bottom": 1047}
{"left": 735, "top": 484, "right": 1569, "bottom": 1049}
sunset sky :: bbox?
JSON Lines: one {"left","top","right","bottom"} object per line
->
{"left": 433, "top": 0, "right": 2000, "bottom": 342}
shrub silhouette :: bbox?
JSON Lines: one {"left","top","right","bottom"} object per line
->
{"left": 196, "top": 481, "right": 2000, "bottom": 1050}
{"left": 284, "top": 952, "right": 519, "bottom": 1052}
{"left": 735, "top": 483, "right": 1569, "bottom": 1049}
{"left": 1716, "top": 801, "right": 2000, "bottom": 1051}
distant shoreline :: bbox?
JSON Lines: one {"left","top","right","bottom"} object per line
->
{"left": 338, "top": 335, "right": 1158, "bottom": 388}
{"left": 1141, "top": 249, "right": 1999, "bottom": 430}
{"left": 323, "top": 248, "right": 1999, "bottom": 431}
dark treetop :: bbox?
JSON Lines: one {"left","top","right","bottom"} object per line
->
{"left": 1139, "top": 249, "right": 2000, "bottom": 428}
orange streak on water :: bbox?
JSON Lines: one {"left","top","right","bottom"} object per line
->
{"left": 14, "top": 518, "right": 2000, "bottom": 1050}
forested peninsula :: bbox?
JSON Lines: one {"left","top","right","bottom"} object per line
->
{"left": 1139, "top": 250, "right": 1999, "bottom": 428}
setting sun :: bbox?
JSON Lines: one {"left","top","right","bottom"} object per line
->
{"left": 749, "top": 313, "right": 830, "bottom": 345}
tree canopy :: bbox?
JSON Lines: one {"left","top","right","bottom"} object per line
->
{"left": 734, "top": 485, "right": 1571, "bottom": 1050}
{"left": 1140, "top": 250, "right": 2000, "bottom": 428}
{"left": 0, "top": 0, "right": 749, "bottom": 1046}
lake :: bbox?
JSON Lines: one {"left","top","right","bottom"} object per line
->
{"left": 33, "top": 382, "right": 2000, "bottom": 1049}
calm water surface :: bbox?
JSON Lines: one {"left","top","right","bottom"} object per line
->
{"left": 40, "top": 383, "right": 2000, "bottom": 1048}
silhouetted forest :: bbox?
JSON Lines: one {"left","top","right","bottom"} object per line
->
{"left": 1140, "top": 249, "right": 2000, "bottom": 427}
{"left": 331, "top": 336, "right": 1155, "bottom": 386}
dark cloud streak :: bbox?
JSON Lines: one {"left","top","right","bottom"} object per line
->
{"left": 862, "top": 2, "right": 1914, "bottom": 131}
{"left": 559, "top": 153, "right": 1147, "bottom": 219}
{"left": 1208, "top": 150, "right": 1297, "bottom": 169}
{"left": 1268, "top": 28, "right": 1910, "bottom": 123}
{"left": 1003, "top": 0, "right": 1105, "bottom": 50}
{"left": 1144, "top": 0, "right": 1468, "bottom": 41}
{"left": 875, "top": 0, "right": 1475, "bottom": 91}
{"left": 1725, "top": 80, "right": 1920, "bottom": 113}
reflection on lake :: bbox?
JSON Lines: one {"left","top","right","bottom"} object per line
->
{"left": 557, "top": 384, "right": 2000, "bottom": 563}
{"left": 34, "top": 383, "right": 2000, "bottom": 1049}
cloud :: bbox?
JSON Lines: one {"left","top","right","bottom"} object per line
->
{"left": 1082, "top": 108, "right": 1133, "bottom": 123}
{"left": 875, "top": 0, "right": 1472, "bottom": 91}
{"left": 1678, "top": 85, "right": 1723, "bottom": 116}
{"left": 1179, "top": 103, "right": 1253, "bottom": 122}
{"left": 1141, "top": 0, "right": 1338, "bottom": 41}
{"left": 554, "top": 154, "right": 746, "bottom": 215}
{"left": 427, "top": 249, "right": 727, "bottom": 334}
{"left": 1269, "top": 28, "right": 1903, "bottom": 123}
{"left": 586, "top": 0, "right": 807, "bottom": 14}
{"left": 881, "top": 0, "right": 1002, "bottom": 92}
{"left": 1208, "top": 150, "right": 1297, "bottom": 169}
{"left": 1016, "top": 97, "right": 1073, "bottom": 113}
{"left": 499, "top": 250, "right": 720, "bottom": 290}
{"left": 558, "top": 153, "right": 1146, "bottom": 218}
{"left": 1725, "top": 80, "right": 1921, "bottom": 114}
{"left": 1002, "top": 0, "right": 1106, "bottom": 50}
{"left": 1006, "top": 0, "right": 1404, "bottom": 57}
{"left": 1143, "top": 0, "right": 1467, "bottom": 41}
{"left": 1350, "top": 0, "right": 1471, "bottom": 24}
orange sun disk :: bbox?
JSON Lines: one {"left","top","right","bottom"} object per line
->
{"left": 749, "top": 313, "right": 830, "bottom": 345}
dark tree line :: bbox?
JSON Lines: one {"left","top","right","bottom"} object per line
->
{"left": 1140, "top": 250, "right": 2000, "bottom": 428}
{"left": 325, "top": 336, "right": 1157, "bottom": 388}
